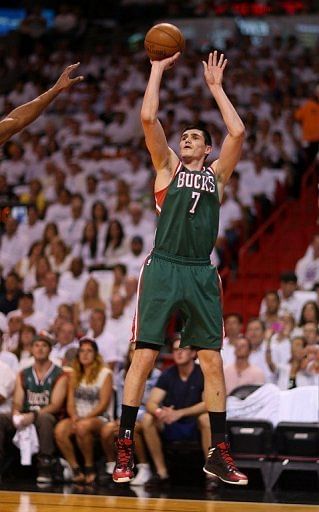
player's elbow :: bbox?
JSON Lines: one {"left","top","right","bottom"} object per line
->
{"left": 141, "top": 110, "right": 157, "bottom": 125}
{"left": 232, "top": 124, "right": 245, "bottom": 139}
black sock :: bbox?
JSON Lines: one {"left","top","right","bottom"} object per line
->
{"left": 209, "top": 411, "right": 226, "bottom": 447}
{"left": 119, "top": 404, "right": 139, "bottom": 440}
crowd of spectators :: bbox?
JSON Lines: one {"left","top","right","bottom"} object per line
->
{"left": 0, "top": 3, "right": 318, "bottom": 491}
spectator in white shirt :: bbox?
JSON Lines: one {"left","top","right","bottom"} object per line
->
{"left": 74, "top": 277, "right": 106, "bottom": 332}
{"left": 302, "top": 322, "right": 319, "bottom": 346}
{"left": 33, "top": 271, "right": 70, "bottom": 325}
{"left": 50, "top": 321, "right": 78, "bottom": 363}
{"left": 17, "top": 206, "right": 44, "bottom": 253}
{"left": 106, "top": 293, "right": 132, "bottom": 361}
{"left": 123, "top": 276, "right": 138, "bottom": 321}
{"left": 45, "top": 187, "right": 72, "bottom": 223}
{"left": 121, "top": 236, "right": 147, "bottom": 279}
{"left": 86, "top": 308, "right": 120, "bottom": 370}
{"left": 91, "top": 201, "right": 109, "bottom": 246}
{"left": 0, "top": 359, "right": 16, "bottom": 414}
{"left": 125, "top": 202, "right": 155, "bottom": 249}
{"left": 0, "top": 331, "right": 19, "bottom": 373}
{"left": 245, "top": 318, "right": 273, "bottom": 383}
{"left": 0, "top": 217, "right": 27, "bottom": 276}
{"left": 295, "top": 234, "right": 319, "bottom": 291}
{"left": 224, "top": 337, "right": 265, "bottom": 395}
{"left": 15, "top": 292, "right": 48, "bottom": 331}
{"left": 59, "top": 257, "right": 89, "bottom": 303}
{"left": 103, "top": 219, "right": 130, "bottom": 268}
{"left": 298, "top": 301, "right": 319, "bottom": 329}
{"left": 2, "top": 312, "right": 23, "bottom": 352}
{"left": 15, "top": 324, "right": 36, "bottom": 370}
{"left": 58, "top": 193, "right": 86, "bottom": 246}
{"left": 222, "top": 313, "right": 243, "bottom": 366}
{"left": 48, "top": 237, "right": 73, "bottom": 274}
{"left": 0, "top": 141, "right": 27, "bottom": 185}
{"left": 74, "top": 221, "right": 104, "bottom": 269}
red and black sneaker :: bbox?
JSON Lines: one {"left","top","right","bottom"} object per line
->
{"left": 203, "top": 442, "right": 248, "bottom": 486}
{"left": 112, "top": 436, "right": 135, "bottom": 483}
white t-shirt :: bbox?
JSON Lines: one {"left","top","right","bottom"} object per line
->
{"left": 0, "top": 360, "right": 16, "bottom": 414}
{"left": 74, "top": 366, "right": 113, "bottom": 420}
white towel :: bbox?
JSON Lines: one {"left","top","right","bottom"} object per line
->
{"left": 13, "top": 423, "right": 39, "bottom": 465}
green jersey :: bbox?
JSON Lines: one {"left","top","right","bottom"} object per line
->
{"left": 154, "top": 162, "right": 220, "bottom": 259}
{"left": 21, "top": 364, "right": 63, "bottom": 413}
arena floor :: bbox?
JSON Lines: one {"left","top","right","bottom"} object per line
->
{"left": 1, "top": 473, "right": 319, "bottom": 512}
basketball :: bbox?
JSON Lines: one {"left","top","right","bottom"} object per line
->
{"left": 144, "top": 23, "right": 185, "bottom": 61}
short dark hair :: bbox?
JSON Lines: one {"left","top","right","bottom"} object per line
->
{"left": 280, "top": 271, "right": 297, "bottom": 283}
{"left": 182, "top": 124, "right": 212, "bottom": 146}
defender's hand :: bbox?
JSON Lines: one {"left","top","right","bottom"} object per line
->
{"left": 53, "top": 63, "right": 84, "bottom": 92}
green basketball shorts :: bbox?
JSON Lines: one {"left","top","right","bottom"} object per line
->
{"left": 131, "top": 250, "right": 223, "bottom": 350}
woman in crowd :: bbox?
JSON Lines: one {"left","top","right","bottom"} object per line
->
{"left": 48, "top": 237, "right": 73, "bottom": 274}
{"left": 14, "top": 324, "right": 36, "bottom": 369}
{"left": 74, "top": 277, "right": 106, "bottom": 333}
{"left": 15, "top": 240, "right": 44, "bottom": 291}
{"left": 75, "top": 221, "right": 103, "bottom": 269}
{"left": 55, "top": 338, "right": 113, "bottom": 484}
{"left": 299, "top": 300, "right": 319, "bottom": 327}
{"left": 100, "top": 342, "right": 161, "bottom": 486}
{"left": 34, "top": 255, "right": 51, "bottom": 288}
{"left": 91, "top": 201, "right": 109, "bottom": 245}
{"left": 266, "top": 335, "right": 308, "bottom": 390}
{"left": 103, "top": 219, "right": 129, "bottom": 267}
{"left": 42, "top": 222, "right": 59, "bottom": 256}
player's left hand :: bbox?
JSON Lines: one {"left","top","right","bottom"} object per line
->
{"left": 202, "top": 50, "right": 227, "bottom": 87}
{"left": 53, "top": 63, "right": 84, "bottom": 92}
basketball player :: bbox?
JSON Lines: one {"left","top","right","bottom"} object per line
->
{"left": 113, "top": 51, "right": 248, "bottom": 486}
{"left": 0, "top": 63, "right": 83, "bottom": 145}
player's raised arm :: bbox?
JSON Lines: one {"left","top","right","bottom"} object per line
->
{"left": 141, "top": 53, "right": 180, "bottom": 175}
{"left": 203, "top": 51, "right": 245, "bottom": 187}
{"left": 0, "top": 63, "right": 84, "bottom": 146}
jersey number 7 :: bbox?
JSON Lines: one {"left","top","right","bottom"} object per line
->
{"left": 189, "top": 191, "right": 201, "bottom": 214}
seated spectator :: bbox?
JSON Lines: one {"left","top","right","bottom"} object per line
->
{"left": 33, "top": 256, "right": 51, "bottom": 290}
{"left": 15, "top": 241, "right": 45, "bottom": 291}
{"left": 222, "top": 313, "right": 243, "bottom": 366}
{"left": 0, "top": 218, "right": 27, "bottom": 277}
{"left": 74, "top": 278, "right": 106, "bottom": 332}
{"left": 50, "top": 321, "right": 78, "bottom": 364}
{"left": 0, "top": 332, "right": 67, "bottom": 483}
{"left": 19, "top": 179, "right": 46, "bottom": 215}
{"left": 123, "top": 276, "right": 138, "bottom": 320}
{"left": 101, "top": 341, "right": 159, "bottom": 486}
{"left": 17, "top": 206, "right": 44, "bottom": 253}
{"left": 74, "top": 221, "right": 104, "bottom": 269}
{"left": 0, "top": 272, "right": 23, "bottom": 315}
{"left": 302, "top": 321, "right": 319, "bottom": 345}
{"left": 55, "top": 338, "right": 113, "bottom": 484}
{"left": 245, "top": 318, "right": 273, "bottom": 382}
{"left": 2, "top": 312, "right": 23, "bottom": 352}
{"left": 103, "top": 219, "right": 130, "bottom": 268}
{"left": 45, "top": 188, "right": 71, "bottom": 223}
{"left": 266, "top": 336, "right": 307, "bottom": 390}
{"left": 105, "top": 293, "right": 132, "bottom": 361}
{"left": 295, "top": 234, "right": 319, "bottom": 291}
{"left": 297, "top": 344, "right": 319, "bottom": 386}
{"left": 33, "top": 271, "right": 70, "bottom": 325}
{"left": 59, "top": 257, "right": 89, "bottom": 304}
{"left": 58, "top": 193, "right": 86, "bottom": 247}
{"left": 298, "top": 300, "right": 319, "bottom": 328}
{"left": 264, "top": 317, "right": 292, "bottom": 369}
{"left": 0, "top": 330, "right": 19, "bottom": 373}
{"left": 259, "top": 271, "right": 302, "bottom": 324}
{"left": 0, "top": 360, "right": 15, "bottom": 414}
{"left": 14, "top": 292, "right": 48, "bottom": 332}
{"left": 224, "top": 337, "right": 265, "bottom": 395}
{"left": 86, "top": 309, "right": 120, "bottom": 369}
{"left": 14, "top": 324, "right": 36, "bottom": 370}
{"left": 48, "top": 237, "right": 73, "bottom": 274}
{"left": 142, "top": 336, "right": 209, "bottom": 487}
{"left": 121, "top": 236, "right": 147, "bottom": 279}
{"left": 42, "top": 222, "right": 59, "bottom": 257}
{"left": 259, "top": 291, "right": 281, "bottom": 329}
{"left": 91, "top": 201, "right": 109, "bottom": 246}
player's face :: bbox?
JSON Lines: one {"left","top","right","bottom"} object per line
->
{"left": 179, "top": 130, "right": 211, "bottom": 161}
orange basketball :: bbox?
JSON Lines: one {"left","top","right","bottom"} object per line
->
{"left": 144, "top": 23, "right": 185, "bottom": 61}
